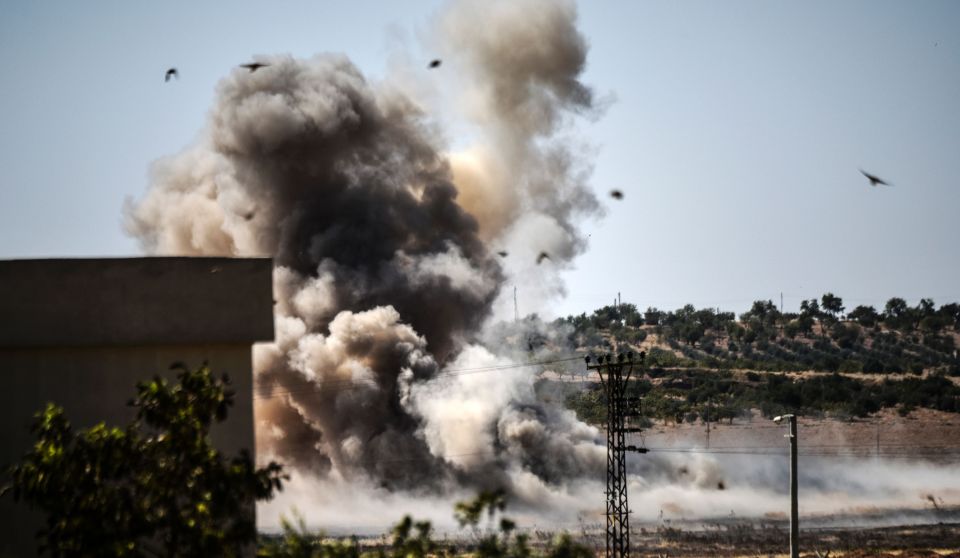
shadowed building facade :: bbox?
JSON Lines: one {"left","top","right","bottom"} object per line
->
{"left": 0, "top": 257, "right": 274, "bottom": 557}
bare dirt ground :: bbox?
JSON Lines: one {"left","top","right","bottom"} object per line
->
{"left": 348, "top": 520, "right": 960, "bottom": 557}
{"left": 592, "top": 410, "right": 960, "bottom": 556}
{"left": 556, "top": 508, "right": 960, "bottom": 557}
{"left": 620, "top": 520, "right": 960, "bottom": 557}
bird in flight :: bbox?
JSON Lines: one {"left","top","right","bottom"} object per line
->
{"left": 428, "top": 59, "right": 442, "bottom": 69}
{"left": 860, "top": 169, "right": 892, "bottom": 187}
{"left": 536, "top": 251, "right": 551, "bottom": 264}
{"left": 497, "top": 251, "right": 508, "bottom": 258}
{"left": 610, "top": 189, "right": 624, "bottom": 200}
{"left": 240, "top": 62, "right": 269, "bottom": 73}
{"left": 165, "top": 68, "right": 178, "bottom": 82}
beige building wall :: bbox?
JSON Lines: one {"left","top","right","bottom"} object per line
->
{"left": 0, "top": 258, "right": 274, "bottom": 557}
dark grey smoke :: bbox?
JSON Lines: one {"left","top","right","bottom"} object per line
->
{"left": 126, "top": 0, "right": 604, "bottom": 496}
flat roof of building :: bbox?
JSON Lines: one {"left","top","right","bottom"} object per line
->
{"left": 0, "top": 257, "right": 274, "bottom": 348}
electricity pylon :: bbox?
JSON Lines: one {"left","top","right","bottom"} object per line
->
{"left": 586, "top": 351, "right": 647, "bottom": 558}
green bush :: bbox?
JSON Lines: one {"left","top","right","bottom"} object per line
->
{"left": 6, "top": 364, "right": 285, "bottom": 557}
{"left": 837, "top": 359, "right": 863, "bottom": 373}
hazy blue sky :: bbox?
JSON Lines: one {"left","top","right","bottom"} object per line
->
{"left": 1, "top": 1, "right": 958, "bottom": 318}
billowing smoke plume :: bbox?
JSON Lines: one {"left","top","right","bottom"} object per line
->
{"left": 126, "top": 0, "right": 603, "bottom": 503}
{"left": 125, "top": 0, "right": 960, "bottom": 531}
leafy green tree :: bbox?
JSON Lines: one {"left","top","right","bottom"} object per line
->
{"left": 919, "top": 314, "right": 949, "bottom": 334}
{"left": 544, "top": 534, "right": 592, "bottom": 558}
{"left": 916, "top": 298, "right": 936, "bottom": 319}
{"left": 799, "top": 299, "right": 820, "bottom": 318}
{"left": 884, "top": 297, "right": 908, "bottom": 317}
{"left": 783, "top": 320, "right": 800, "bottom": 339}
{"left": 848, "top": 305, "right": 879, "bottom": 327}
{"left": 830, "top": 322, "right": 860, "bottom": 349}
{"left": 694, "top": 308, "right": 718, "bottom": 332}
{"left": 713, "top": 311, "right": 736, "bottom": 336}
{"left": 679, "top": 320, "right": 705, "bottom": 347}
{"left": 454, "top": 490, "right": 507, "bottom": 530}
{"left": 937, "top": 302, "right": 960, "bottom": 329}
{"left": 725, "top": 322, "right": 745, "bottom": 343}
{"left": 644, "top": 307, "right": 664, "bottom": 326}
{"left": 616, "top": 303, "right": 644, "bottom": 327}
{"left": 799, "top": 299, "right": 824, "bottom": 337}
{"left": 914, "top": 298, "right": 947, "bottom": 334}
{"left": 740, "top": 300, "right": 779, "bottom": 331}
{"left": 387, "top": 516, "right": 439, "bottom": 558}
{"left": 589, "top": 305, "right": 628, "bottom": 330}
{"left": 5, "top": 363, "right": 285, "bottom": 557}
{"left": 922, "top": 333, "right": 956, "bottom": 353}
{"left": 820, "top": 293, "right": 845, "bottom": 319}
{"left": 455, "top": 491, "right": 531, "bottom": 558}
{"left": 559, "top": 313, "right": 588, "bottom": 331}
{"left": 883, "top": 297, "right": 914, "bottom": 331}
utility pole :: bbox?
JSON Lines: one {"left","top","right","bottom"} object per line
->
{"left": 774, "top": 414, "right": 799, "bottom": 558}
{"left": 514, "top": 286, "right": 519, "bottom": 322}
{"left": 876, "top": 422, "right": 880, "bottom": 459}
{"left": 586, "top": 351, "right": 647, "bottom": 558}
{"left": 780, "top": 292, "right": 784, "bottom": 334}
{"left": 705, "top": 397, "right": 711, "bottom": 449}
{"left": 705, "top": 413, "right": 710, "bottom": 449}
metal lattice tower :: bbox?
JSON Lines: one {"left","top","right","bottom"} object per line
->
{"left": 586, "top": 351, "right": 647, "bottom": 558}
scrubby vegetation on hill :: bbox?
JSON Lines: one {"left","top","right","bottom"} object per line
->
{"left": 553, "top": 294, "right": 960, "bottom": 424}
{"left": 557, "top": 294, "right": 959, "bottom": 376}
{"left": 564, "top": 367, "right": 960, "bottom": 425}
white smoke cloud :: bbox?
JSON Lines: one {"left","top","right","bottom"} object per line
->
{"left": 125, "top": 0, "right": 607, "bottom": 528}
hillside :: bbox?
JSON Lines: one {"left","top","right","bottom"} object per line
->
{"left": 549, "top": 294, "right": 960, "bottom": 425}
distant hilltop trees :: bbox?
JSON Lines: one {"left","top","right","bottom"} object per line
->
{"left": 556, "top": 295, "right": 960, "bottom": 423}
{"left": 557, "top": 294, "right": 960, "bottom": 376}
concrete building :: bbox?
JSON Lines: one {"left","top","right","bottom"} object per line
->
{"left": 0, "top": 257, "right": 274, "bottom": 557}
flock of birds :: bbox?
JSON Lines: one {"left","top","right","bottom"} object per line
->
{"left": 162, "top": 60, "right": 893, "bottom": 266}
{"left": 167, "top": 59, "right": 435, "bottom": 81}
{"left": 511, "top": 189, "right": 624, "bottom": 265}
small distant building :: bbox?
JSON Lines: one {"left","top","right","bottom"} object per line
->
{"left": 0, "top": 257, "right": 274, "bottom": 557}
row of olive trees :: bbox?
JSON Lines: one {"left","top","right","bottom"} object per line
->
{"left": 560, "top": 295, "right": 960, "bottom": 350}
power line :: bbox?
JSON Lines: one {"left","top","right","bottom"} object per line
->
{"left": 640, "top": 443, "right": 960, "bottom": 450}
{"left": 250, "top": 352, "right": 960, "bottom": 466}
{"left": 296, "top": 445, "right": 960, "bottom": 471}
{"left": 348, "top": 450, "right": 496, "bottom": 467}
{"left": 642, "top": 447, "right": 960, "bottom": 458}
{"left": 253, "top": 354, "right": 586, "bottom": 401}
